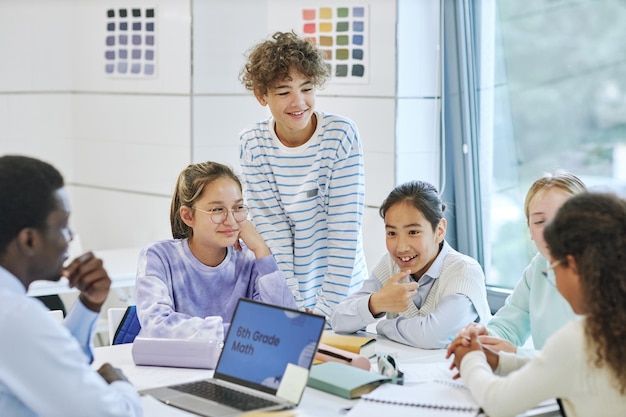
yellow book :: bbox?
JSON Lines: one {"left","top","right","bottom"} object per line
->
{"left": 321, "top": 333, "right": 377, "bottom": 358}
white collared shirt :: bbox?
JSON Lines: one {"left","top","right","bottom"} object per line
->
{"left": 330, "top": 241, "right": 489, "bottom": 348}
{"left": 0, "top": 266, "right": 142, "bottom": 417}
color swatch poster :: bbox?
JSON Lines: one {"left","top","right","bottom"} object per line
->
{"left": 104, "top": 7, "right": 157, "bottom": 78}
{"left": 302, "top": 5, "right": 369, "bottom": 84}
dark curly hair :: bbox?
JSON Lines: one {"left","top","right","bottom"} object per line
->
{"left": 379, "top": 181, "right": 446, "bottom": 232}
{"left": 0, "top": 155, "right": 64, "bottom": 254}
{"left": 240, "top": 31, "right": 330, "bottom": 96}
{"left": 170, "top": 161, "right": 242, "bottom": 239}
{"left": 544, "top": 192, "right": 626, "bottom": 393}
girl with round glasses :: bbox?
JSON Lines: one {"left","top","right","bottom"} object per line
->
{"left": 135, "top": 161, "right": 296, "bottom": 341}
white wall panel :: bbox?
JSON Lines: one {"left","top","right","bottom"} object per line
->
{"left": 192, "top": 95, "right": 269, "bottom": 148}
{"left": 362, "top": 206, "right": 386, "bottom": 271}
{"left": 72, "top": 95, "right": 190, "bottom": 146}
{"left": 1, "top": 94, "right": 74, "bottom": 177}
{"left": 0, "top": 0, "right": 73, "bottom": 92}
{"left": 71, "top": 140, "right": 187, "bottom": 195}
{"left": 192, "top": 0, "right": 269, "bottom": 94}
{"left": 363, "top": 151, "right": 394, "bottom": 207}
{"left": 0, "top": 138, "right": 75, "bottom": 183}
{"left": 397, "top": 0, "right": 441, "bottom": 98}
{"left": 396, "top": 97, "right": 439, "bottom": 154}
{"left": 5, "top": 94, "right": 72, "bottom": 141}
{"left": 396, "top": 150, "right": 440, "bottom": 188}
{"left": 68, "top": 185, "right": 171, "bottom": 251}
{"left": 192, "top": 146, "right": 241, "bottom": 176}
{"left": 192, "top": 95, "right": 270, "bottom": 170}
{"left": 72, "top": 0, "right": 191, "bottom": 94}
{"left": 0, "top": 96, "right": 8, "bottom": 142}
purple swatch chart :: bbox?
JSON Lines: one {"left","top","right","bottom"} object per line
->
{"left": 302, "top": 5, "right": 369, "bottom": 84}
{"left": 105, "top": 7, "right": 156, "bottom": 77}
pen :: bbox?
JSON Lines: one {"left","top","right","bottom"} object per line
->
{"left": 61, "top": 252, "right": 95, "bottom": 278}
{"left": 447, "top": 335, "right": 471, "bottom": 343}
{"left": 75, "top": 252, "right": 95, "bottom": 263}
{"left": 318, "top": 348, "right": 352, "bottom": 362}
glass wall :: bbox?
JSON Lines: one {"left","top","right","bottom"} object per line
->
{"left": 474, "top": 0, "right": 626, "bottom": 289}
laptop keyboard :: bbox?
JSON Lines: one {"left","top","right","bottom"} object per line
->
{"left": 170, "top": 380, "right": 280, "bottom": 411}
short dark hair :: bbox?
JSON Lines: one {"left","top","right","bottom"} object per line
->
{"left": 0, "top": 155, "right": 64, "bottom": 253}
{"left": 379, "top": 181, "right": 446, "bottom": 231}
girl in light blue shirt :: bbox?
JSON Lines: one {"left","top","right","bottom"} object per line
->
{"left": 461, "top": 170, "right": 586, "bottom": 355}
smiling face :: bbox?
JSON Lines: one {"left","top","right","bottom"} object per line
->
{"left": 527, "top": 188, "right": 572, "bottom": 259}
{"left": 180, "top": 177, "right": 245, "bottom": 266}
{"left": 31, "top": 188, "right": 74, "bottom": 283}
{"left": 384, "top": 201, "right": 446, "bottom": 278}
{"left": 256, "top": 69, "right": 317, "bottom": 147}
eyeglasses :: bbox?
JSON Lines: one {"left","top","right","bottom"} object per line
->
{"left": 541, "top": 259, "right": 562, "bottom": 288}
{"left": 192, "top": 205, "right": 249, "bottom": 224}
{"left": 377, "top": 354, "right": 404, "bottom": 385}
{"left": 541, "top": 260, "right": 562, "bottom": 277}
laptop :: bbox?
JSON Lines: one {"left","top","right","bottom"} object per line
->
{"left": 141, "top": 298, "right": 326, "bottom": 417}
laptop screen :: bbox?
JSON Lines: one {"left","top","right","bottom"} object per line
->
{"left": 214, "top": 298, "right": 325, "bottom": 395}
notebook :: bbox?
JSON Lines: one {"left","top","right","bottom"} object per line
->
{"left": 141, "top": 298, "right": 326, "bottom": 417}
{"left": 346, "top": 380, "right": 480, "bottom": 416}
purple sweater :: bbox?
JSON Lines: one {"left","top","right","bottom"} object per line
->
{"left": 135, "top": 239, "right": 297, "bottom": 341}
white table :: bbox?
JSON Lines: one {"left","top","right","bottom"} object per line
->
{"left": 27, "top": 247, "right": 142, "bottom": 297}
{"left": 93, "top": 333, "right": 447, "bottom": 417}
{"left": 92, "top": 333, "right": 561, "bottom": 417}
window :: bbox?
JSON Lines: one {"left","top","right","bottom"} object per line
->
{"left": 473, "top": 0, "right": 626, "bottom": 289}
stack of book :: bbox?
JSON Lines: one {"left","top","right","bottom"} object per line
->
{"left": 307, "top": 361, "right": 390, "bottom": 399}
{"left": 320, "top": 333, "right": 377, "bottom": 358}
{"left": 308, "top": 333, "right": 384, "bottom": 399}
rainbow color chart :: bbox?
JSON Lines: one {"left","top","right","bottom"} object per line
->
{"left": 104, "top": 7, "right": 156, "bottom": 77}
{"left": 302, "top": 5, "right": 369, "bottom": 83}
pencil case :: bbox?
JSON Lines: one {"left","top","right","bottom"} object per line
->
{"left": 315, "top": 342, "right": 371, "bottom": 371}
{"left": 131, "top": 337, "right": 222, "bottom": 369}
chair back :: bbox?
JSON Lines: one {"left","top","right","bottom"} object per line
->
{"left": 48, "top": 310, "right": 64, "bottom": 323}
{"left": 108, "top": 305, "right": 141, "bottom": 345}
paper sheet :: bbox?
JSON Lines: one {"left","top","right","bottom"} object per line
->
{"left": 400, "top": 361, "right": 459, "bottom": 384}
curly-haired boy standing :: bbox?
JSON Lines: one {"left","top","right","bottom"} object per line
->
{"left": 239, "top": 31, "right": 367, "bottom": 319}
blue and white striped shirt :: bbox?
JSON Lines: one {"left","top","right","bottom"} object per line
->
{"left": 239, "top": 111, "right": 367, "bottom": 318}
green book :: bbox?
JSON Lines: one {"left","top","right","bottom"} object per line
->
{"left": 307, "top": 361, "right": 390, "bottom": 399}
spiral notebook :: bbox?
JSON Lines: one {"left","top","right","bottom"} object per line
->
{"left": 346, "top": 380, "right": 479, "bottom": 416}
